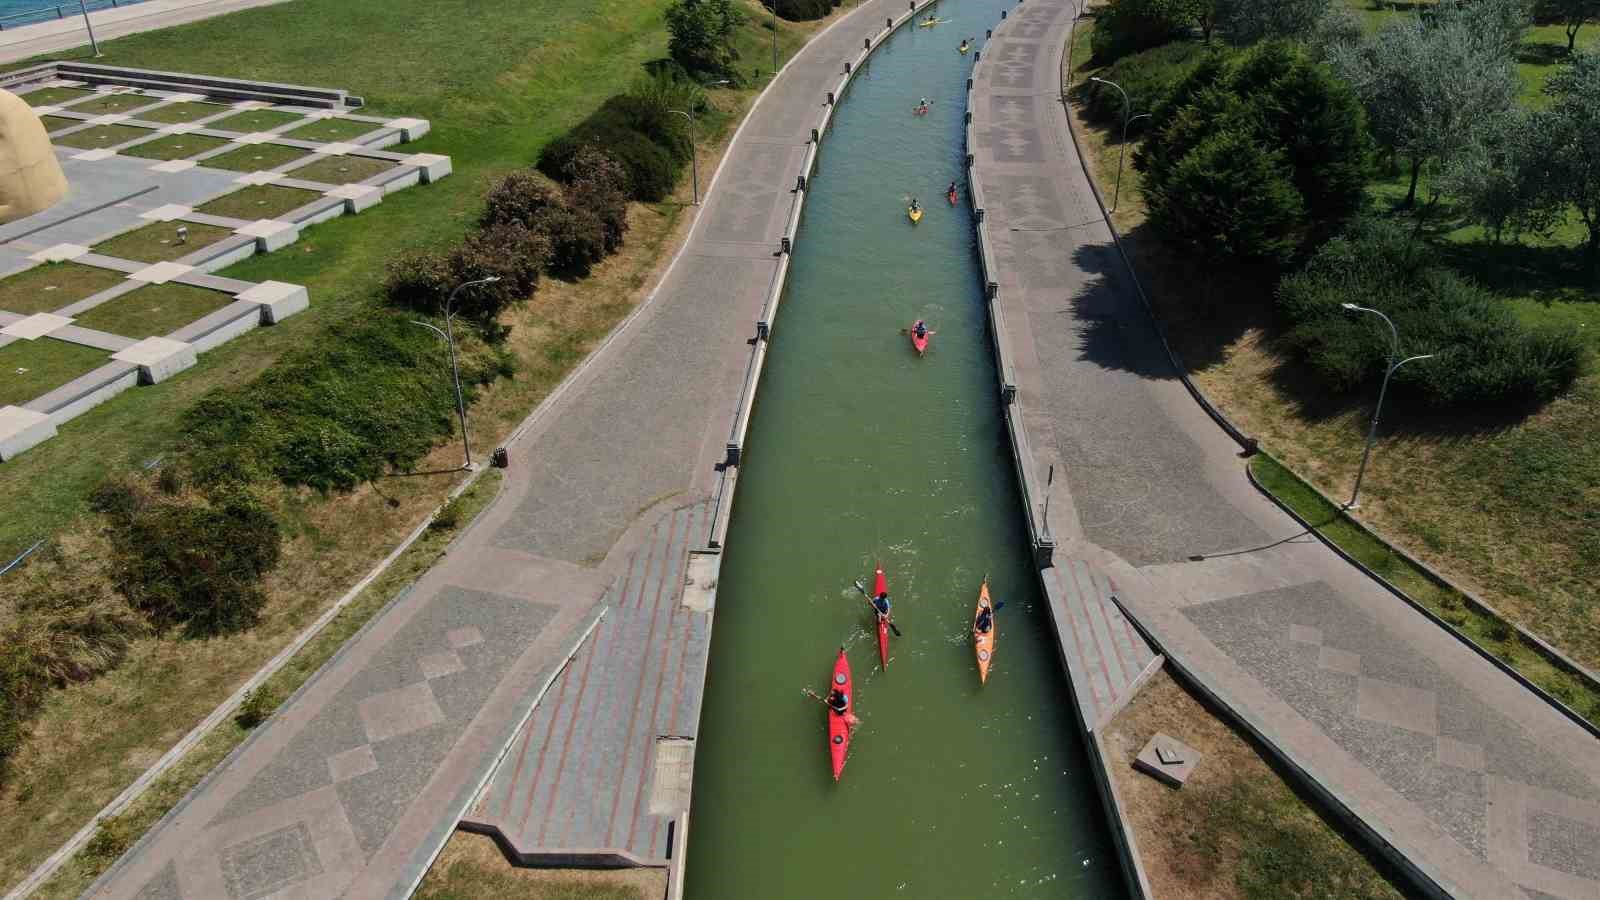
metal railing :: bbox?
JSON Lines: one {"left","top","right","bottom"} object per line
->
{"left": 0, "top": 0, "right": 140, "bottom": 31}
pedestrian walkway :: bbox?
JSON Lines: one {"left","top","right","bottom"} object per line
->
{"left": 971, "top": 2, "right": 1600, "bottom": 898}
{"left": 0, "top": 0, "right": 293, "bottom": 65}
{"left": 83, "top": 1, "right": 931, "bottom": 896}
{"left": 1041, "top": 558, "right": 1155, "bottom": 732}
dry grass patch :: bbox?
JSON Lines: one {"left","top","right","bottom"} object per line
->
{"left": 416, "top": 832, "right": 661, "bottom": 900}
{"left": 0, "top": 262, "right": 128, "bottom": 316}
{"left": 1105, "top": 670, "right": 1409, "bottom": 900}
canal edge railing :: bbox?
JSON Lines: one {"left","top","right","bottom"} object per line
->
{"left": 967, "top": 4, "right": 1153, "bottom": 899}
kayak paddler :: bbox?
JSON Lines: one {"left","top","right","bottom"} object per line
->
{"left": 872, "top": 591, "right": 891, "bottom": 619}
{"left": 827, "top": 687, "right": 850, "bottom": 714}
{"left": 975, "top": 605, "right": 994, "bottom": 634}
{"left": 909, "top": 198, "right": 921, "bottom": 213}
{"left": 959, "top": 39, "right": 969, "bottom": 52}
{"left": 913, "top": 321, "right": 928, "bottom": 340}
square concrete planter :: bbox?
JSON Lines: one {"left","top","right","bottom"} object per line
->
{"left": 236, "top": 280, "right": 308, "bottom": 324}
{"left": 113, "top": 336, "right": 196, "bottom": 383}
{"left": 0, "top": 406, "right": 56, "bottom": 461}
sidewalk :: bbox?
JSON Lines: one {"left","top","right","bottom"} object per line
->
{"left": 0, "top": 0, "right": 293, "bottom": 65}
{"left": 971, "top": 2, "right": 1600, "bottom": 898}
{"left": 79, "top": 0, "right": 921, "bottom": 895}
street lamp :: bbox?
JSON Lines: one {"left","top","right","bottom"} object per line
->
{"left": 771, "top": 1, "right": 779, "bottom": 76}
{"left": 1088, "top": 76, "right": 1140, "bottom": 213}
{"left": 77, "top": 0, "right": 102, "bottom": 57}
{"left": 670, "top": 80, "right": 729, "bottom": 206}
{"left": 412, "top": 275, "right": 501, "bottom": 470}
{"left": 1339, "top": 303, "right": 1434, "bottom": 509}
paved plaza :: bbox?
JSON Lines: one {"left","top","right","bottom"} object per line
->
{"left": 0, "top": 76, "right": 445, "bottom": 460}
{"left": 972, "top": 2, "right": 1600, "bottom": 897}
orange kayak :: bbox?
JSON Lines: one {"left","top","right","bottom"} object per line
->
{"left": 974, "top": 577, "right": 995, "bottom": 683}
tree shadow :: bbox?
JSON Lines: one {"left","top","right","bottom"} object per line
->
{"left": 1437, "top": 239, "right": 1598, "bottom": 305}
{"left": 1516, "top": 41, "right": 1569, "bottom": 68}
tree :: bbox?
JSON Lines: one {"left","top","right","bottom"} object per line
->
{"left": 1536, "top": 0, "right": 1600, "bottom": 52}
{"left": 1439, "top": 109, "right": 1561, "bottom": 242}
{"left": 665, "top": 0, "right": 743, "bottom": 76}
{"left": 1213, "top": 0, "right": 1331, "bottom": 44}
{"left": 1090, "top": 0, "right": 1205, "bottom": 61}
{"left": 1326, "top": 2, "right": 1521, "bottom": 207}
{"left": 1534, "top": 51, "right": 1600, "bottom": 272}
{"left": 1137, "top": 42, "right": 1368, "bottom": 264}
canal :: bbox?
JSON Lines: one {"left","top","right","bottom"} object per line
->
{"left": 684, "top": 1, "right": 1123, "bottom": 897}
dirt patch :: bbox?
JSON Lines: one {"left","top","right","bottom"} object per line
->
{"left": 416, "top": 832, "right": 664, "bottom": 900}
{"left": 1104, "top": 669, "right": 1408, "bottom": 900}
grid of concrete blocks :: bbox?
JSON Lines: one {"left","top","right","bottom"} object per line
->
{"left": 0, "top": 77, "right": 451, "bottom": 461}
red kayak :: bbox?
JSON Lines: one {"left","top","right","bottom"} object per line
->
{"left": 910, "top": 320, "right": 929, "bottom": 356}
{"left": 947, "top": 188, "right": 959, "bottom": 206}
{"left": 828, "top": 648, "right": 853, "bottom": 780}
{"left": 873, "top": 564, "right": 890, "bottom": 667}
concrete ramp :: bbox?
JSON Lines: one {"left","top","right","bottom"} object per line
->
{"left": 463, "top": 502, "right": 714, "bottom": 867}
{"left": 1042, "top": 559, "right": 1157, "bottom": 731}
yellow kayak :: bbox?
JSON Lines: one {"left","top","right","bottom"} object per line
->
{"left": 959, "top": 43, "right": 970, "bottom": 54}
{"left": 919, "top": 18, "right": 945, "bottom": 28}
{"left": 908, "top": 205, "right": 923, "bottom": 224}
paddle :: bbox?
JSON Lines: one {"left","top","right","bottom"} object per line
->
{"left": 803, "top": 687, "right": 860, "bottom": 727}
{"left": 899, "top": 327, "right": 938, "bottom": 336}
{"left": 853, "top": 579, "right": 904, "bottom": 637}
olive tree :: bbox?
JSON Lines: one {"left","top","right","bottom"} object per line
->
{"left": 665, "top": 0, "right": 743, "bottom": 77}
{"left": 1213, "top": 0, "right": 1331, "bottom": 44}
{"left": 1533, "top": 51, "right": 1600, "bottom": 272}
{"left": 1327, "top": 1, "right": 1522, "bottom": 207}
{"left": 1536, "top": 0, "right": 1600, "bottom": 52}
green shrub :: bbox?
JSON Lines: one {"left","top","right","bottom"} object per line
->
{"left": 102, "top": 484, "right": 283, "bottom": 636}
{"left": 563, "top": 147, "right": 631, "bottom": 255}
{"left": 480, "top": 170, "right": 565, "bottom": 231}
{"left": 665, "top": 0, "right": 743, "bottom": 76}
{"left": 1079, "top": 41, "right": 1216, "bottom": 137}
{"left": 430, "top": 495, "right": 464, "bottom": 532}
{"left": 1090, "top": 0, "right": 1202, "bottom": 63}
{"left": 771, "top": 0, "right": 833, "bottom": 21}
{"left": 1278, "top": 218, "right": 1587, "bottom": 408}
{"left": 539, "top": 124, "right": 679, "bottom": 202}
{"left": 445, "top": 223, "right": 551, "bottom": 315}
{"left": 1137, "top": 41, "right": 1367, "bottom": 265}
{"left": 184, "top": 315, "right": 504, "bottom": 491}
{"left": 533, "top": 203, "right": 609, "bottom": 277}
{"left": 235, "top": 685, "right": 278, "bottom": 729}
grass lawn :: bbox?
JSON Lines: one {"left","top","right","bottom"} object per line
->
{"left": 39, "top": 115, "right": 80, "bottom": 133}
{"left": 200, "top": 142, "right": 313, "bottom": 173}
{"left": 92, "top": 221, "right": 236, "bottom": 263}
{"left": 283, "top": 117, "right": 382, "bottom": 143}
{"left": 1105, "top": 669, "right": 1409, "bottom": 900}
{"left": 0, "top": 0, "right": 844, "bottom": 894}
{"left": 73, "top": 284, "right": 234, "bottom": 338}
{"left": 205, "top": 108, "right": 305, "bottom": 133}
{"left": 132, "top": 100, "right": 232, "bottom": 124}
{"left": 51, "top": 123, "right": 153, "bottom": 150}
{"left": 415, "top": 834, "right": 659, "bottom": 900}
{"left": 286, "top": 154, "right": 396, "bottom": 185}
{"left": 1065, "top": 12, "right": 1600, "bottom": 672}
{"left": 196, "top": 183, "right": 321, "bottom": 220}
{"left": 0, "top": 262, "right": 129, "bottom": 316}
{"left": 0, "top": 339, "right": 108, "bottom": 407}
{"left": 67, "top": 93, "right": 159, "bottom": 116}
{"left": 116, "top": 132, "right": 229, "bottom": 160}
{"left": 22, "top": 86, "right": 93, "bottom": 106}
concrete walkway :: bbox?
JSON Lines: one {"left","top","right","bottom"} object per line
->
{"left": 82, "top": 1, "right": 928, "bottom": 897}
{"left": 0, "top": 0, "right": 294, "bottom": 64}
{"left": 971, "top": 2, "right": 1600, "bottom": 898}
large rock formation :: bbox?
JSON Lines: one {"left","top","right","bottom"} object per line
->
{"left": 0, "top": 88, "right": 67, "bottom": 223}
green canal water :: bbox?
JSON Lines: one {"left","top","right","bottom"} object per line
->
{"left": 684, "top": 3, "right": 1123, "bottom": 897}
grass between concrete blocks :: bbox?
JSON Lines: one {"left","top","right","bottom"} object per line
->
{"left": 72, "top": 283, "right": 235, "bottom": 339}
{"left": 1105, "top": 668, "right": 1413, "bottom": 900}
{"left": 0, "top": 261, "right": 128, "bottom": 315}
{"left": 117, "top": 132, "right": 230, "bottom": 160}
{"left": 0, "top": 338, "right": 107, "bottom": 407}
{"left": 92, "top": 221, "right": 236, "bottom": 263}
{"left": 0, "top": 0, "right": 850, "bottom": 891}
{"left": 25, "top": 469, "right": 502, "bottom": 900}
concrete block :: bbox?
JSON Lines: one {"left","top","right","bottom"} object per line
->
{"left": 127, "top": 260, "right": 194, "bottom": 285}
{"left": 400, "top": 152, "right": 451, "bottom": 183}
{"left": 1133, "top": 732, "right": 1200, "bottom": 787}
{"left": 236, "top": 280, "right": 308, "bottom": 324}
{"left": 315, "top": 141, "right": 361, "bottom": 156}
{"left": 233, "top": 170, "right": 285, "bottom": 186}
{"left": 113, "top": 336, "right": 196, "bottom": 383}
{"left": 71, "top": 148, "right": 117, "bottom": 161}
{"left": 0, "top": 406, "right": 56, "bottom": 461}
{"left": 156, "top": 122, "right": 201, "bottom": 136}
{"left": 235, "top": 219, "right": 298, "bottom": 252}
{"left": 31, "top": 104, "right": 61, "bottom": 115}
{"left": 232, "top": 131, "right": 277, "bottom": 145}
{"left": 231, "top": 99, "right": 271, "bottom": 110}
{"left": 682, "top": 551, "right": 721, "bottom": 612}
{"left": 160, "top": 92, "right": 207, "bottom": 104}
{"left": 150, "top": 159, "right": 197, "bottom": 174}
{"left": 383, "top": 117, "right": 429, "bottom": 141}
{"left": 1, "top": 312, "right": 73, "bottom": 339}
{"left": 139, "top": 203, "right": 193, "bottom": 222}
{"left": 86, "top": 113, "right": 129, "bottom": 126}
{"left": 28, "top": 243, "right": 89, "bottom": 263}
{"left": 325, "top": 182, "right": 381, "bottom": 212}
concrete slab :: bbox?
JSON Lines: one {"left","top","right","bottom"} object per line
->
{"left": 1132, "top": 732, "right": 1199, "bottom": 787}
{"left": 235, "top": 219, "right": 297, "bottom": 252}
{"left": 1, "top": 312, "right": 72, "bottom": 339}
{"left": 235, "top": 280, "right": 307, "bottom": 323}
{"left": 0, "top": 405, "right": 55, "bottom": 461}
{"left": 113, "top": 336, "right": 195, "bottom": 382}
{"left": 28, "top": 243, "right": 89, "bottom": 263}
{"left": 127, "top": 260, "right": 194, "bottom": 285}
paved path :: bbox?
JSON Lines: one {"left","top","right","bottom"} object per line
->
{"left": 82, "top": 1, "right": 928, "bottom": 897}
{"left": 0, "top": 0, "right": 293, "bottom": 65}
{"left": 972, "top": 3, "right": 1600, "bottom": 898}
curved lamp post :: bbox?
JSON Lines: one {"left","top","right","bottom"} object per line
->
{"left": 1340, "top": 302, "right": 1434, "bottom": 509}
{"left": 1088, "top": 76, "right": 1141, "bottom": 213}
{"left": 670, "top": 80, "right": 730, "bottom": 206}
{"left": 412, "top": 275, "right": 501, "bottom": 470}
